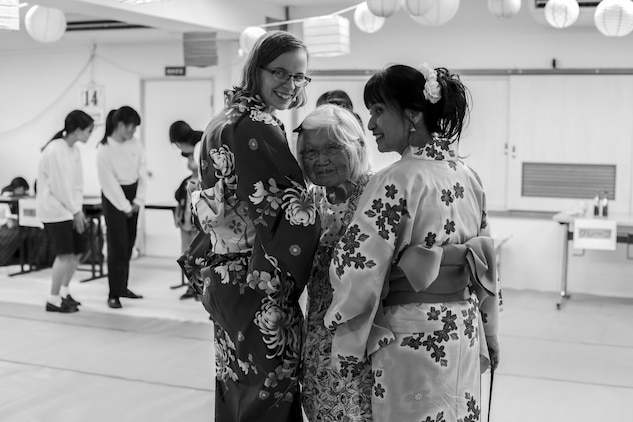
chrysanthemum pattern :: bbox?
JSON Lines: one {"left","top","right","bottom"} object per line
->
{"left": 250, "top": 177, "right": 317, "bottom": 227}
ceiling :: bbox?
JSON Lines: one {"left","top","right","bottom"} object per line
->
{"left": 7, "top": 0, "right": 361, "bottom": 47}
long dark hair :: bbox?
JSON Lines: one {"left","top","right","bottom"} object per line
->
{"left": 43, "top": 110, "right": 94, "bottom": 151}
{"left": 100, "top": 106, "right": 141, "bottom": 145}
{"left": 364, "top": 64, "right": 470, "bottom": 142}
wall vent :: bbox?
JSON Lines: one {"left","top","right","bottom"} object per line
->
{"left": 534, "top": 0, "right": 600, "bottom": 7}
{"left": 66, "top": 20, "right": 150, "bottom": 31}
{"left": 522, "top": 162, "right": 616, "bottom": 199}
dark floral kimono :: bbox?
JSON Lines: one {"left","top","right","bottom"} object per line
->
{"left": 180, "top": 91, "right": 320, "bottom": 421}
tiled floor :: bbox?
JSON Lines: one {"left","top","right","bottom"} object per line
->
{"left": 1, "top": 256, "right": 632, "bottom": 421}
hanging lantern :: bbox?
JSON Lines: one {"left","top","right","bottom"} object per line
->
{"left": 303, "top": 15, "right": 350, "bottom": 57}
{"left": 24, "top": 5, "right": 66, "bottom": 43}
{"left": 594, "top": 0, "right": 633, "bottom": 37}
{"left": 544, "top": 0, "right": 579, "bottom": 29}
{"left": 238, "top": 26, "right": 266, "bottom": 57}
{"left": 488, "top": 0, "right": 521, "bottom": 18}
{"left": 0, "top": 0, "right": 20, "bottom": 31}
{"left": 366, "top": 0, "right": 403, "bottom": 18}
{"left": 354, "top": 2, "right": 386, "bottom": 33}
{"left": 403, "top": 0, "right": 433, "bottom": 16}
{"left": 410, "top": 0, "right": 460, "bottom": 26}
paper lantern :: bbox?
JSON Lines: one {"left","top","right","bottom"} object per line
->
{"left": 24, "top": 5, "right": 66, "bottom": 43}
{"left": 303, "top": 15, "right": 350, "bottom": 57}
{"left": 354, "top": 2, "right": 386, "bottom": 33}
{"left": 410, "top": 0, "right": 460, "bottom": 26}
{"left": 594, "top": 0, "right": 633, "bottom": 37}
{"left": 544, "top": 0, "right": 579, "bottom": 29}
{"left": 0, "top": 0, "right": 20, "bottom": 31}
{"left": 238, "top": 26, "right": 266, "bottom": 57}
{"left": 366, "top": 0, "right": 403, "bottom": 18}
{"left": 403, "top": 0, "right": 433, "bottom": 16}
{"left": 488, "top": 0, "right": 521, "bottom": 18}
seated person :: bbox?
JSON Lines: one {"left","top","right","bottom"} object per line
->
{"left": 0, "top": 177, "right": 30, "bottom": 266}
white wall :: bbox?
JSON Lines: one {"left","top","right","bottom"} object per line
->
{"left": 0, "top": 38, "right": 240, "bottom": 195}
{"left": 1, "top": 1, "right": 632, "bottom": 297}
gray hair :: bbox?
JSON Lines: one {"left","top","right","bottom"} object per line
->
{"left": 297, "top": 104, "right": 370, "bottom": 183}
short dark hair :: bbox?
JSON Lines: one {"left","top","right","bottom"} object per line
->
{"left": 2, "top": 177, "right": 29, "bottom": 195}
{"left": 316, "top": 90, "right": 354, "bottom": 110}
{"left": 169, "top": 120, "right": 202, "bottom": 146}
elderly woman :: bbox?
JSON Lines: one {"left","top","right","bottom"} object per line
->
{"left": 296, "top": 104, "right": 373, "bottom": 422}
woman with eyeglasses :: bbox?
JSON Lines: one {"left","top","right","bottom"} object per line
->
{"left": 180, "top": 30, "right": 320, "bottom": 421}
{"left": 295, "top": 104, "right": 374, "bottom": 422}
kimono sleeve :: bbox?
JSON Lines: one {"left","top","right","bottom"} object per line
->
{"left": 473, "top": 175, "right": 500, "bottom": 337}
{"left": 232, "top": 119, "right": 320, "bottom": 284}
{"left": 324, "top": 176, "right": 409, "bottom": 361}
{"left": 189, "top": 129, "right": 225, "bottom": 234}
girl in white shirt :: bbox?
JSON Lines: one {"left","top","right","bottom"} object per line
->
{"left": 37, "top": 110, "right": 94, "bottom": 313}
{"left": 96, "top": 106, "right": 147, "bottom": 309}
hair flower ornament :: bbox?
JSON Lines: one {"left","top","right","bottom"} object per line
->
{"left": 420, "top": 63, "right": 441, "bottom": 104}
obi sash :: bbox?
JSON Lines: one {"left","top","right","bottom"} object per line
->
{"left": 365, "top": 236, "right": 498, "bottom": 357}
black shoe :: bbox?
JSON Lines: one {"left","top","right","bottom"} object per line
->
{"left": 107, "top": 297, "right": 122, "bottom": 309}
{"left": 64, "top": 294, "right": 81, "bottom": 306}
{"left": 46, "top": 301, "right": 79, "bottom": 313}
{"left": 179, "top": 287, "right": 197, "bottom": 300}
{"left": 120, "top": 289, "right": 143, "bottom": 299}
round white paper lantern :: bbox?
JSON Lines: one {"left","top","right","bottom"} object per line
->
{"left": 403, "top": 0, "right": 434, "bottom": 16}
{"left": 354, "top": 2, "right": 386, "bottom": 33}
{"left": 410, "top": 0, "right": 460, "bottom": 27}
{"left": 544, "top": 0, "right": 579, "bottom": 29}
{"left": 25, "top": 6, "right": 67, "bottom": 43}
{"left": 594, "top": 0, "right": 633, "bottom": 37}
{"left": 239, "top": 26, "right": 266, "bottom": 57}
{"left": 366, "top": 0, "right": 403, "bottom": 18}
{"left": 488, "top": 0, "right": 522, "bottom": 18}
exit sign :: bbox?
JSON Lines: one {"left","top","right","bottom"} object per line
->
{"left": 165, "top": 66, "right": 186, "bottom": 76}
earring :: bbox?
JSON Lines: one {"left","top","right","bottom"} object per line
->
{"left": 409, "top": 126, "right": 416, "bottom": 133}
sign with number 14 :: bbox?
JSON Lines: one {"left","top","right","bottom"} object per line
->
{"left": 79, "top": 86, "right": 105, "bottom": 124}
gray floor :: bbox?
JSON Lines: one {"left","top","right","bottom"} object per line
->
{"left": 1, "top": 257, "right": 632, "bottom": 421}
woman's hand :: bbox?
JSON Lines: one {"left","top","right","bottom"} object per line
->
{"left": 486, "top": 334, "right": 500, "bottom": 371}
{"left": 73, "top": 211, "right": 86, "bottom": 234}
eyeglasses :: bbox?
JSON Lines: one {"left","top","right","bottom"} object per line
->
{"left": 302, "top": 143, "right": 346, "bottom": 161}
{"left": 260, "top": 66, "right": 311, "bottom": 87}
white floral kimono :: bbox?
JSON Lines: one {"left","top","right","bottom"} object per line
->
{"left": 324, "top": 138, "right": 500, "bottom": 422}
{"left": 183, "top": 91, "right": 321, "bottom": 422}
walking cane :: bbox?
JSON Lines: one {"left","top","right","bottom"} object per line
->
{"left": 487, "top": 364, "right": 495, "bottom": 422}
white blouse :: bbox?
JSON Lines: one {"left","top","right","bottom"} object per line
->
{"left": 96, "top": 136, "right": 147, "bottom": 213}
{"left": 36, "top": 138, "right": 84, "bottom": 223}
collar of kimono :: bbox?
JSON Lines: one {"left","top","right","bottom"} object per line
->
{"left": 225, "top": 90, "right": 280, "bottom": 124}
{"left": 408, "top": 135, "right": 459, "bottom": 162}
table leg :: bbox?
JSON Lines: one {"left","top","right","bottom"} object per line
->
{"left": 556, "top": 223, "right": 571, "bottom": 310}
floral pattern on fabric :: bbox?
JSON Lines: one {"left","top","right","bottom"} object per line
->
{"left": 181, "top": 90, "right": 320, "bottom": 422}
{"left": 301, "top": 175, "right": 373, "bottom": 422}
{"left": 324, "top": 136, "right": 500, "bottom": 421}
{"left": 370, "top": 297, "right": 485, "bottom": 421}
